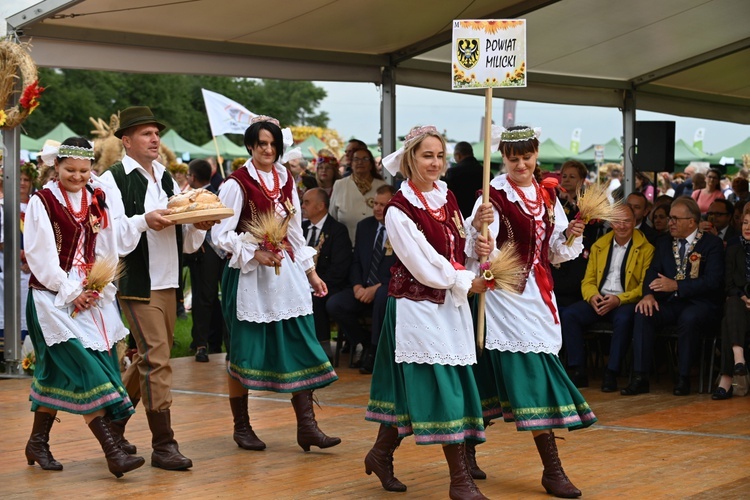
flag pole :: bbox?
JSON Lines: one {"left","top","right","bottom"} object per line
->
{"left": 476, "top": 87, "right": 493, "bottom": 353}
{"left": 212, "top": 136, "right": 226, "bottom": 178}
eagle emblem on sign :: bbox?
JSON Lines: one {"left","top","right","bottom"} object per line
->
{"left": 456, "top": 38, "right": 480, "bottom": 69}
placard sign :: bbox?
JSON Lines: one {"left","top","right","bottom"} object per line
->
{"left": 452, "top": 19, "right": 527, "bottom": 90}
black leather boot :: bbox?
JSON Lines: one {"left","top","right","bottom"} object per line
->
{"left": 25, "top": 411, "right": 63, "bottom": 471}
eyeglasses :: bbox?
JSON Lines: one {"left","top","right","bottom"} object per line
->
{"left": 667, "top": 216, "right": 693, "bottom": 222}
{"left": 351, "top": 157, "right": 371, "bottom": 164}
{"left": 706, "top": 211, "right": 729, "bottom": 217}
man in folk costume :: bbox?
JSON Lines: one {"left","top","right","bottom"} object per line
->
{"left": 99, "top": 106, "right": 214, "bottom": 470}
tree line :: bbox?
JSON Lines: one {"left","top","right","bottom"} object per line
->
{"left": 23, "top": 69, "right": 329, "bottom": 145}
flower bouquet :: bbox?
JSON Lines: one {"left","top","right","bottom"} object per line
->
{"left": 565, "top": 182, "right": 623, "bottom": 246}
{"left": 241, "top": 201, "right": 295, "bottom": 275}
{"left": 479, "top": 242, "right": 527, "bottom": 293}
{"left": 21, "top": 350, "right": 35, "bottom": 375}
{"left": 72, "top": 257, "right": 123, "bottom": 318}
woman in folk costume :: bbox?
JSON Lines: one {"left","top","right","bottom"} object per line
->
{"left": 23, "top": 137, "right": 144, "bottom": 478}
{"left": 364, "top": 125, "right": 495, "bottom": 500}
{"left": 466, "top": 126, "right": 596, "bottom": 498}
{"left": 212, "top": 116, "right": 340, "bottom": 452}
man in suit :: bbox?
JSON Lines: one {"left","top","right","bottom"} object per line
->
{"left": 445, "top": 141, "right": 483, "bottom": 218}
{"left": 627, "top": 192, "right": 659, "bottom": 244}
{"left": 561, "top": 205, "right": 654, "bottom": 391}
{"left": 327, "top": 184, "right": 396, "bottom": 374}
{"left": 622, "top": 197, "right": 724, "bottom": 396}
{"left": 301, "top": 188, "right": 352, "bottom": 358}
{"left": 699, "top": 199, "right": 737, "bottom": 247}
{"left": 184, "top": 159, "right": 227, "bottom": 362}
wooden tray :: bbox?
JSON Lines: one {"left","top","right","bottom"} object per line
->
{"left": 163, "top": 207, "right": 234, "bottom": 224}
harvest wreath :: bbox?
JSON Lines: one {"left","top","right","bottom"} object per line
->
{"left": 0, "top": 40, "right": 44, "bottom": 130}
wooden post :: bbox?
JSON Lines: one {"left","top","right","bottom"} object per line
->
{"left": 476, "top": 88, "right": 493, "bottom": 352}
{"left": 212, "top": 136, "right": 226, "bottom": 178}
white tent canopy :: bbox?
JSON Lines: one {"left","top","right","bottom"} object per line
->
{"left": 4, "top": 0, "right": 749, "bottom": 124}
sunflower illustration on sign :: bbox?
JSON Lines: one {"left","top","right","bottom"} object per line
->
{"left": 456, "top": 38, "right": 480, "bottom": 69}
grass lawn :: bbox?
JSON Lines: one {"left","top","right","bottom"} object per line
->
{"left": 171, "top": 313, "right": 196, "bottom": 358}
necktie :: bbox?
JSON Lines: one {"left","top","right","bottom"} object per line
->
{"left": 679, "top": 238, "right": 687, "bottom": 262}
{"left": 367, "top": 226, "right": 385, "bottom": 285}
{"left": 308, "top": 225, "right": 318, "bottom": 246}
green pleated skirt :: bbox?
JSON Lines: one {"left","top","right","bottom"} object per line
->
{"left": 365, "top": 297, "right": 485, "bottom": 445}
{"left": 473, "top": 348, "right": 597, "bottom": 431}
{"left": 27, "top": 296, "right": 134, "bottom": 421}
{"left": 222, "top": 266, "right": 337, "bottom": 393}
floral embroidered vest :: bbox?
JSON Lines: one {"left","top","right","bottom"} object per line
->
{"left": 29, "top": 189, "right": 98, "bottom": 292}
{"left": 487, "top": 184, "right": 556, "bottom": 293}
{"left": 386, "top": 190, "right": 465, "bottom": 304}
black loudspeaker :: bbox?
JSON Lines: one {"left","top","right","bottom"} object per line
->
{"left": 633, "top": 121, "right": 675, "bottom": 172}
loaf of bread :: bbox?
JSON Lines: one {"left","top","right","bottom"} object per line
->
{"left": 167, "top": 189, "right": 225, "bottom": 214}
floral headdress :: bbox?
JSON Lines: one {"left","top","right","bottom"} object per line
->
{"left": 20, "top": 160, "right": 39, "bottom": 182}
{"left": 498, "top": 126, "right": 541, "bottom": 144}
{"left": 251, "top": 115, "right": 280, "bottom": 127}
{"left": 39, "top": 143, "right": 95, "bottom": 166}
{"left": 381, "top": 125, "right": 441, "bottom": 176}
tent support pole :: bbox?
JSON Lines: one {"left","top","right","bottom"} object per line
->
{"left": 622, "top": 89, "right": 636, "bottom": 198}
{"left": 380, "top": 66, "right": 396, "bottom": 183}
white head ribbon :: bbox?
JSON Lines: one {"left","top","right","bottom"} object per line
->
{"left": 40, "top": 142, "right": 95, "bottom": 166}
{"left": 381, "top": 125, "right": 440, "bottom": 177}
{"left": 282, "top": 146, "right": 303, "bottom": 164}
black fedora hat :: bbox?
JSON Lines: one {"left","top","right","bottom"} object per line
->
{"left": 115, "top": 106, "right": 166, "bottom": 138}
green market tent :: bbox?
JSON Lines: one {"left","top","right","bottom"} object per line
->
{"left": 36, "top": 123, "right": 81, "bottom": 144}
{"left": 706, "top": 136, "right": 750, "bottom": 166}
{"left": 472, "top": 141, "right": 503, "bottom": 163}
{"left": 202, "top": 135, "right": 246, "bottom": 160}
{"left": 296, "top": 135, "right": 327, "bottom": 159}
{"left": 160, "top": 129, "right": 213, "bottom": 159}
{"left": 537, "top": 138, "right": 574, "bottom": 165}
{"left": 574, "top": 138, "right": 623, "bottom": 164}
{"left": 673, "top": 139, "right": 708, "bottom": 166}
{"left": 21, "top": 134, "right": 42, "bottom": 152}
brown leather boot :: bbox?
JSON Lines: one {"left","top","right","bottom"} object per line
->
{"left": 146, "top": 410, "right": 193, "bottom": 470}
{"left": 465, "top": 440, "right": 486, "bottom": 480}
{"left": 25, "top": 411, "right": 63, "bottom": 471}
{"left": 290, "top": 390, "right": 341, "bottom": 452}
{"left": 364, "top": 424, "right": 407, "bottom": 492}
{"left": 108, "top": 398, "right": 138, "bottom": 454}
{"left": 88, "top": 416, "right": 145, "bottom": 478}
{"left": 443, "top": 443, "right": 488, "bottom": 500}
{"left": 229, "top": 394, "right": 266, "bottom": 450}
{"left": 533, "top": 431, "right": 582, "bottom": 498}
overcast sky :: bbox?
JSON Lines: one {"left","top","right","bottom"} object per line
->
{"left": 315, "top": 81, "right": 749, "bottom": 156}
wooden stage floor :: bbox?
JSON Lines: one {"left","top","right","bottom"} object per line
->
{"left": 1, "top": 354, "right": 748, "bottom": 499}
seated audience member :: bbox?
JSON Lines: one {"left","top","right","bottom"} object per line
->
{"left": 650, "top": 203, "right": 670, "bottom": 238}
{"left": 314, "top": 149, "right": 341, "bottom": 197}
{"left": 326, "top": 184, "right": 396, "bottom": 373}
{"left": 728, "top": 176, "right": 749, "bottom": 205}
{"left": 284, "top": 147, "right": 317, "bottom": 197}
{"left": 674, "top": 165, "right": 696, "bottom": 198}
{"left": 699, "top": 199, "right": 737, "bottom": 247}
{"left": 713, "top": 206, "right": 750, "bottom": 400}
{"left": 626, "top": 192, "right": 659, "bottom": 244}
{"left": 623, "top": 197, "right": 724, "bottom": 397}
{"left": 692, "top": 168, "right": 724, "bottom": 215}
{"left": 445, "top": 141, "right": 483, "bottom": 218}
{"left": 635, "top": 171, "right": 655, "bottom": 202}
{"left": 561, "top": 205, "right": 654, "bottom": 390}
{"left": 340, "top": 139, "right": 368, "bottom": 177}
{"left": 184, "top": 159, "right": 227, "bottom": 361}
{"left": 552, "top": 160, "right": 604, "bottom": 311}
{"left": 732, "top": 200, "right": 748, "bottom": 232}
{"left": 301, "top": 188, "right": 352, "bottom": 358}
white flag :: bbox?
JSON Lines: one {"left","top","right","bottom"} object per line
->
{"left": 201, "top": 88, "right": 256, "bottom": 136}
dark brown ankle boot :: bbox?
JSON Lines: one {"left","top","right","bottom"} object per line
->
{"left": 364, "top": 424, "right": 406, "bottom": 492}
{"left": 108, "top": 397, "right": 138, "bottom": 455}
{"left": 465, "top": 440, "right": 486, "bottom": 480}
{"left": 146, "top": 410, "right": 193, "bottom": 470}
{"left": 533, "top": 431, "right": 582, "bottom": 498}
{"left": 290, "top": 390, "right": 341, "bottom": 452}
{"left": 443, "top": 443, "right": 488, "bottom": 500}
{"left": 229, "top": 394, "right": 266, "bottom": 450}
{"left": 88, "top": 416, "right": 145, "bottom": 478}
{"left": 25, "top": 411, "right": 63, "bottom": 471}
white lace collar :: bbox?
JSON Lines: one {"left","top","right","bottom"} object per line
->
{"left": 401, "top": 178, "right": 448, "bottom": 210}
